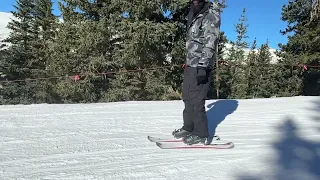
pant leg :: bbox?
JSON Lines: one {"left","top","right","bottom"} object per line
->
{"left": 187, "top": 67, "right": 212, "bottom": 138}
{"left": 182, "top": 100, "right": 194, "bottom": 132}
{"left": 181, "top": 67, "right": 194, "bottom": 132}
{"left": 191, "top": 83, "right": 210, "bottom": 138}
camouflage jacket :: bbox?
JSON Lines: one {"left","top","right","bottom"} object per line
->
{"left": 185, "top": 1, "right": 221, "bottom": 69}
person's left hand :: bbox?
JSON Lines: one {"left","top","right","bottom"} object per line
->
{"left": 196, "top": 67, "right": 207, "bottom": 85}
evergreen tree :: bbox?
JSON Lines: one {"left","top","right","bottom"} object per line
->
{"left": 245, "top": 38, "right": 258, "bottom": 98}
{"left": 0, "top": 0, "right": 58, "bottom": 104}
{"left": 47, "top": 0, "right": 121, "bottom": 103}
{"left": 222, "top": 8, "right": 249, "bottom": 99}
{"left": 209, "top": 31, "right": 228, "bottom": 99}
{"left": 105, "top": 0, "right": 184, "bottom": 101}
{"left": 0, "top": 44, "right": 9, "bottom": 101}
{"left": 277, "top": 0, "right": 320, "bottom": 96}
{"left": 248, "top": 41, "right": 277, "bottom": 98}
{"left": 165, "top": 1, "right": 191, "bottom": 100}
{"left": 31, "top": 0, "right": 58, "bottom": 103}
{"left": 0, "top": 0, "right": 37, "bottom": 104}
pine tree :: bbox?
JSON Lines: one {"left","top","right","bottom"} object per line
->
{"left": 0, "top": 44, "right": 9, "bottom": 101}
{"left": 30, "top": 0, "right": 58, "bottom": 103}
{"left": 2, "top": 0, "right": 35, "bottom": 77}
{"left": 47, "top": 0, "right": 121, "bottom": 103}
{"left": 245, "top": 38, "right": 258, "bottom": 98}
{"left": 105, "top": 0, "right": 183, "bottom": 101}
{"left": 209, "top": 31, "right": 228, "bottom": 99}
{"left": 164, "top": 1, "right": 191, "bottom": 100}
{"left": 223, "top": 8, "right": 249, "bottom": 99}
{"left": 0, "top": 0, "right": 59, "bottom": 104}
{"left": 0, "top": 0, "right": 37, "bottom": 104}
{"left": 277, "top": 0, "right": 320, "bottom": 96}
{"left": 249, "top": 41, "right": 277, "bottom": 98}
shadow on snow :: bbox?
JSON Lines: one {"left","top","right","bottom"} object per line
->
{"left": 206, "top": 99, "right": 239, "bottom": 144}
{"left": 236, "top": 98, "right": 320, "bottom": 180}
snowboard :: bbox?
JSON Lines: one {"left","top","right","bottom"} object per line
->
{"left": 147, "top": 135, "right": 234, "bottom": 149}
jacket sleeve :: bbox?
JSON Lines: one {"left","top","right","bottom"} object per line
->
{"left": 197, "top": 9, "right": 221, "bottom": 68}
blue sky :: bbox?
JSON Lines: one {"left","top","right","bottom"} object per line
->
{"left": 0, "top": 0, "right": 291, "bottom": 49}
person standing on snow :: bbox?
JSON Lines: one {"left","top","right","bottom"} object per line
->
{"left": 172, "top": 0, "right": 221, "bottom": 145}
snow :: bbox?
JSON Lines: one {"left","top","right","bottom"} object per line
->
{"left": 0, "top": 12, "right": 13, "bottom": 41}
{"left": 0, "top": 96, "right": 320, "bottom": 180}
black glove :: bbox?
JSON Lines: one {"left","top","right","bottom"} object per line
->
{"left": 196, "top": 66, "right": 207, "bottom": 85}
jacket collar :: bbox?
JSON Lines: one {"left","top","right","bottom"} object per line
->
{"left": 187, "top": 2, "right": 211, "bottom": 30}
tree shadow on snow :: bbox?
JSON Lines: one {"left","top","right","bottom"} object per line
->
{"left": 206, "top": 99, "right": 239, "bottom": 144}
{"left": 236, "top": 99, "right": 320, "bottom": 180}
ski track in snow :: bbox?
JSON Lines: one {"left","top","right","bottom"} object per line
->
{"left": 0, "top": 96, "right": 320, "bottom": 180}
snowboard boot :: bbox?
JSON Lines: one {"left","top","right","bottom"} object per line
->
{"left": 183, "top": 134, "right": 207, "bottom": 145}
{"left": 172, "top": 128, "right": 191, "bottom": 139}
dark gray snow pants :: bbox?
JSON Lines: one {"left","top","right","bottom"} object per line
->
{"left": 181, "top": 66, "right": 212, "bottom": 138}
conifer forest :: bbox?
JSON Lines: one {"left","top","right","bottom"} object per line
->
{"left": 0, "top": 0, "right": 319, "bottom": 105}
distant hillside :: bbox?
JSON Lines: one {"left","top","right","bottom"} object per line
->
{"left": 222, "top": 43, "right": 280, "bottom": 64}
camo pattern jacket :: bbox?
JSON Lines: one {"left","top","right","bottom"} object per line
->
{"left": 185, "top": 1, "right": 221, "bottom": 69}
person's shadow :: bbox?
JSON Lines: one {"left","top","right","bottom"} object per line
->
{"left": 206, "top": 99, "right": 239, "bottom": 144}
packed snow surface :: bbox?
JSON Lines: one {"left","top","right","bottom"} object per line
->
{"left": 0, "top": 96, "right": 319, "bottom": 180}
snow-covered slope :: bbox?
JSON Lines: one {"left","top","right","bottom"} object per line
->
{"left": 0, "top": 96, "right": 319, "bottom": 179}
